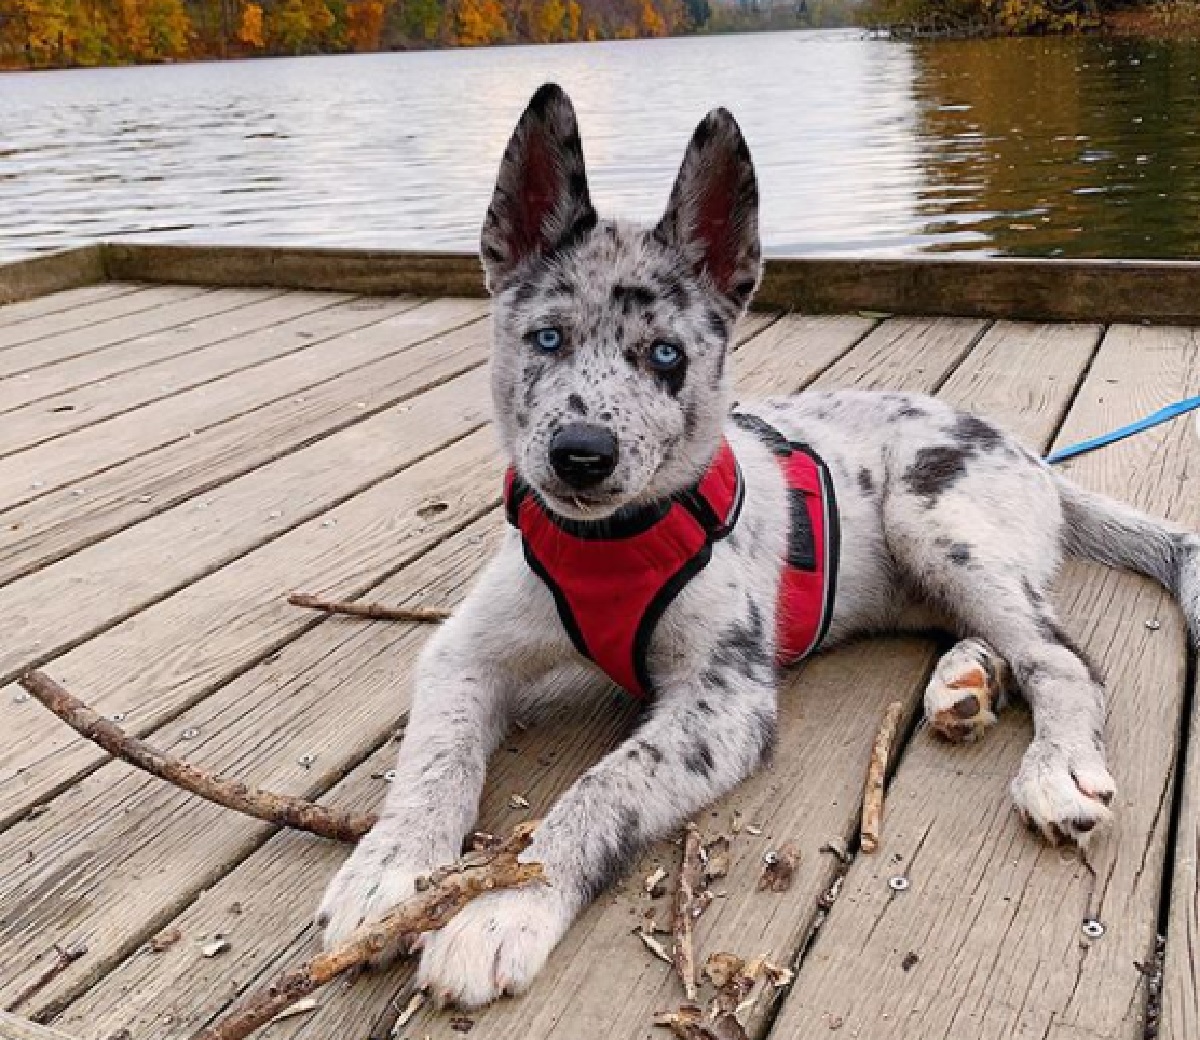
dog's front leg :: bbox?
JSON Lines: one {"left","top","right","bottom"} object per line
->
{"left": 318, "top": 545, "right": 562, "bottom": 955}
{"left": 418, "top": 649, "right": 777, "bottom": 1007}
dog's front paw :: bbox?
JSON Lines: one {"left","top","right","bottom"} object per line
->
{"left": 317, "top": 845, "right": 427, "bottom": 959}
{"left": 1010, "top": 739, "right": 1116, "bottom": 846}
{"left": 418, "top": 884, "right": 569, "bottom": 1008}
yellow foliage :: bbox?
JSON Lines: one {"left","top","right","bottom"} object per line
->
{"left": 639, "top": 0, "right": 667, "bottom": 34}
{"left": 534, "top": 0, "right": 567, "bottom": 39}
{"left": 237, "top": 1, "right": 265, "bottom": 46}
{"left": 455, "top": 0, "right": 509, "bottom": 43}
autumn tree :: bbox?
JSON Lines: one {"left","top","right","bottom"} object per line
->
{"left": 345, "top": 0, "right": 384, "bottom": 45}
{"left": 454, "top": 0, "right": 507, "bottom": 42}
{"left": 236, "top": 0, "right": 263, "bottom": 44}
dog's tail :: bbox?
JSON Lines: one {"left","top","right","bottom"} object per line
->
{"left": 1055, "top": 474, "right": 1200, "bottom": 646}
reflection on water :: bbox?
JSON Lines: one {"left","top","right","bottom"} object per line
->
{"left": 2, "top": 30, "right": 1199, "bottom": 260}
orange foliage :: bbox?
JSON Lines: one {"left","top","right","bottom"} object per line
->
{"left": 455, "top": 0, "right": 509, "bottom": 42}
{"left": 237, "top": 0, "right": 265, "bottom": 45}
{"left": 346, "top": 0, "right": 386, "bottom": 46}
{"left": 638, "top": 0, "right": 667, "bottom": 34}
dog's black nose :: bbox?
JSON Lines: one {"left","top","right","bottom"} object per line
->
{"left": 549, "top": 423, "right": 618, "bottom": 489}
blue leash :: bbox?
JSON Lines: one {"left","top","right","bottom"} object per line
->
{"left": 1045, "top": 394, "right": 1200, "bottom": 465}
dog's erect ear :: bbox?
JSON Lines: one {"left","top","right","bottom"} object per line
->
{"left": 655, "top": 108, "right": 761, "bottom": 311}
{"left": 480, "top": 84, "right": 597, "bottom": 292}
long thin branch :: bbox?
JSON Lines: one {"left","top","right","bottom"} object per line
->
{"left": 18, "top": 671, "right": 376, "bottom": 844}
{"left": 860, "top": 700, "right": 905, "bottom": 855}
{"left": 672, "top": 823, "right": 705, "bottom": 1001}
{"left": 288, "top": 592, "right": 450, "bottom": 623}
{"left": 191, "top": 823, "right": 543, "bottom": 1040}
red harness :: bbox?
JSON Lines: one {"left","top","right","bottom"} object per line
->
{"left": 504, "top": 415, "right": 839, "bottom": 698}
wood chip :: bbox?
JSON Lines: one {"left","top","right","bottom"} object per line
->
{"left": 449, "top": 1015, "right": 475, "bottom": 1032}
{"left": 268, "top": 998, "right": 320, "bottom": 1022}
{"left": 149, "top": 927, "right": 182, "bottom": 953}
{"left": 644, "top": 866, "right": 669, "bottom": 898}
{"left": 508, "top": 793, "right": 531, "bottom": 810}
{"left": 745, "top": 824, "right": 763, "bottom": 836}
{"left": 861, "top": 700, "right": 905, "bottom": 854}
{"left": 201, "top": 938, "right": 230, "bottom": 958}
{"left": 390, "top": 990, "right": 427, "bottom": 1037}
{"left": 702, "top": 952, "right": 746, "bottom": 990}
{"left": 762, "top": 959, "right": 794, "bottom": 987}
{"left": 730, "top": 811, "right": 743, "bottom": 835}
{"left": 702, "top": 836, "right": 730, "bottom": 881}
{"left": 758, "top": 840, "right": 801, "bottom": 892}
{"left": 641, "top": 932, "right": 674, "bottom": 965}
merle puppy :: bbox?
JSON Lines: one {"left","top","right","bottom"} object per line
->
{"left": 319, "top": 84, "right": 1200, "bottom": 1007}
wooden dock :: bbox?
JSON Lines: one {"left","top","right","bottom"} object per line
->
{"left": 0, "top": 245, "right": 1197, "bottom": 1040}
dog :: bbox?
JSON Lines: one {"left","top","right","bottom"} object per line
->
{"left": 318, "top": 83, "right": 1200, "bottom": 1008}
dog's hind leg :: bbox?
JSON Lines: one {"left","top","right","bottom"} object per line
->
{"left": 924, "top": 637, "right": 1013, "bottom": 744}
{"left": 884, "top": 457, "right": 1115, "bottom": 845}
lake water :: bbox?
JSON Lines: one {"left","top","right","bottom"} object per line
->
{"left": 3, "top": 30, "right": 1200, "bottom": 261}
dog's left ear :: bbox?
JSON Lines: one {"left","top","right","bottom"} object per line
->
{"left": 480, "top": 83, "right": 597, "bottom": 292}
{"left": 655, "top": 108, "right": 761, "bottom": 311}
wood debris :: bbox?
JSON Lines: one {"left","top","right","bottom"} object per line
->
{"left": 644, "top": 866, "right": 669, "bottom": 897}
{"left": 268, "top": 997, "right": 320, "bottom": 1022}
{"left": 149, "top": 927, "right": 182, "bottom": 953}
{"left": 730, "top": 811, "right": 743, "bottom": 835}
{"left": 702, "top": 836, "right": 730, "bottom": 882}
{"left": 189, "top": 823, "right": 542, "bottom": 1040}
{"left": 6, "top": 941, "right": 87, "bottom": 1012}
{"left": 508, "top": 793, "right": 531, "bottom": 811}
{"left": 390, "top": 990, "right": 427, "bottom": 1037}
{"left": 287, "top": 592, "right": 450, "bottom": 623}
{"left": 18, "top": 671, "right": 375, "bottom": 844}
{"left": 641, "top": 932, "right": 674, "bottom": 964}
{"left": 201, "top": 938, "right": 230, "bottom": 958}
{"left": 672, "top": 824, "right": 706, "bottom": 1001}
{"left": 861, "top": 700, "right": 905, "bottom": 854}
{"left": 757, "top": 841, "right": 801, "bottom": 892}
{"left": 745, "top": 824, "right": 763, "bottom": 836}
{"left": 449, "top": 1015, "right": 475, "bottom": 1033}
{"left": 702, "top": 952, "right": 745, "bottom": 990}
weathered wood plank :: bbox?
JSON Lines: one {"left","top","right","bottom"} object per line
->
{"left": 0, "top": 287, "right": 255, "bottom": 381}
{"left": 0, "top": 501, "right": 507, "bottom": 1018}
{"left": 97, "top": 245, "right": 1200, "bottom": 323}
{"left": 104, "top": 243, "right": 489, "bottom": 299}
{"left": 0, "top": 301, "right": 489, "bottom": 586}
{"left": 0, "top": 1011, "right": 80, "bottom": 1040}
{"left": 0, "top": 247, "right": 104, "bottom": 308}
{"left": 0, "top": 291, "right": 369, "bottom": 449}
{"left": 0, "top": 311, "right": 775, "bottom": 828}
{"left": 0, "top": 283, "right": 145, "bottom": 332}
{"left": 773, "top": 322, "right": 1199, "bottom": 1040}
{"left": 0, "top": 287, "right": 180, "bottom": 360}
{"left": 0, "top": 362, "right": 496, "bottom": 686}
{"left": 0, "top": 297, "right": 481, "bottom": 511}
{"left": 47, "top": 315, "right": 992, "bottom": 1040}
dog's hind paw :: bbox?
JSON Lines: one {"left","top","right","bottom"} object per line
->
{"left": 418, "top": 884, "right": 569, "bottom": 1009}
{"left": 925, "top": 638, "right": 1009, "bottom": 744}
{"left": 1010, "top": 739, "right": 1115, "bottom": 847}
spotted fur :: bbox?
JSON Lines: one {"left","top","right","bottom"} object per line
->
{"left": 318, "top": 84, "right": 1200, "bottom": 1009}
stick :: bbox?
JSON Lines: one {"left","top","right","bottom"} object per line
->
{"left": 5, "top": 942, "right": 87, "bottom": 1013}
{"left": 191, "top": 824, "right": 543, "bottom": 1040}
{"left": 288, "top": 593, "right": 450, "bottom": 623}
{"left": 18, "top": 671, "right": 376, "bottom": 844}
{"left": 672, "top": 823, "right": 706, "bottom": 1002}
{"left": 860, "top": 700, "right": 905, "bottom": 854}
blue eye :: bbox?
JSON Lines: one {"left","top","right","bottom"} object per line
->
{"left": 533, "top": 327, "right": 563, "bottom": 354}
{"left": 648, "top": 341, "right": 683, "bottom": 370}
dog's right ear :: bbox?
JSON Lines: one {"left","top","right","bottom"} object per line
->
{"left": 480, "top": 84, "right": 597, "bottom": 292}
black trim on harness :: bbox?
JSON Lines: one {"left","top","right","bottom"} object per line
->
{"left": 794, "top": 440, "right": 841, "bottom": 652}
